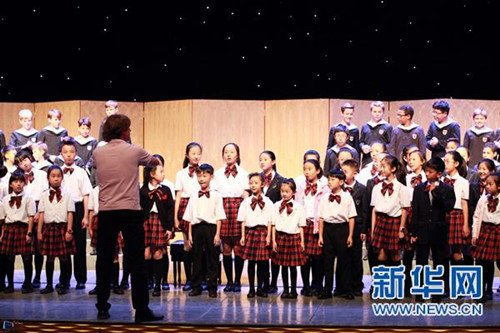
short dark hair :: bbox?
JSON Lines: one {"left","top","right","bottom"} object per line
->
{"left": 333, "top": 124, "right": 349, "bottom": 137}
{"left": 425, "top": 157, "right": 445, "bottom": 173}
{"left": 9, "top": 171, "right": 26, "bottom": 192}
{"left": 487, "top": 173, "right": 500, "bottom": 188}
{"left": 303, "top": 150, "right": 320, "bottom": 163}
{"left": 341, "top": 102, "right": 355, "bottom": 112}
{"left": 341, "top": 159, "right": 359, "bottom": 173}
{"left": 15, "top": 150, "right": 34, "bottom": 165}
{"left": 399, "top": 105, "right": 414, "bottom": 119}
{"left": 477, "top": 158, "right": 496, "bottom": 172}
{"left": 248, "top": 172, "right": 264, "bottom": 183}
{"left": 47, "top": 165, "right": 63, "bottom": 179}
{"left": 484, "top": 142, "right": 498, "bottom": 153}
{"left": 103, "top": 114, "right": 131, "bottom": 141}
{"left": 78, "top": 117, "right": 92, "bottom": 128}
{"left": 446, "top": 138, "right": 459, "bottom": 145}
{"left": 197, "top": 163, "right": 214, "bottom": 175}
{"left": 328, "top": 169, "right": 346, "bottom": 181}
{"left": 281, "top": 178, "right": 296, "bottom": 192}
{"left": 432, "top": 100, "right": 450, "bottom": 114}
{"left": 60, "top": 136, "right": 76, "bottom": 152}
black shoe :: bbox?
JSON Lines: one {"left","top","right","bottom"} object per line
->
{"left": 267, "top": 285, "right": 278, "bottom": 294}
{"left": 120, "top": 281, "right": 129, "bottom": 290}
{"left": 247, "top": 289, "right": 256, "bottom": 298}
{"left": 317, "top": 291, "right": 333, "bottom": 299}
{"left": 75, "top": 282, "right": 86, "bottom": 290}
{"left": 256, "top": 288, "right": 268, "bottom": 298}
{"left": 22, "top": 284, "right": 34, "bottom": 294}
{"left": 342, "top": 293, "right": 355, "bottom": 300}
{"left": 97, "top": 309, "right": 110, "bottom": 320}
{"left": 281, "top": 291, "right": 291, "bottom": 299}
{"left": 113, "top": 286, "right": 124, "bottom": 295}
{"left": 290, "top": 290, "right": 298, "bottom": 299}
{"left": 152, "top": 285, "right": 161, "bottom": 297}
{"left": 4, "top": 285, "right": 14, "bottom": 294}
{"left": 57, "top": 286, "right": 68, "bottom": 295}
{"left": 233, "top": 282, "right": 241, "bottom": 292}
{"left": 189, "top": 288, "right": 202, "bottom": 296}
{"left": 89, "top": 287, "right": 97, "bottom": 295}
{"left": 301, "top": 287, "right": 312, "bottom": 297}
{"left": 40, "top": 286, "right": 54, "bottom": 294}
{"left": 32, "top": 278, "right": 41, "bottom": 289}
{"left": 182, "top": 283, "right": 192, "bottom": 291}
{"left": 208, "top": 288, "right": 217, "bottom": 298}
{"left": 223, "top": 284, "right": 234, "bottom": 292}
{"left": 354, "top": 290, "right": 363, "bottom": 297}
{"left": 135, "top": 309, "right": 164, "bottom": 324}
{"left": 161, "top": 282, "right": 170, "bottom": 291}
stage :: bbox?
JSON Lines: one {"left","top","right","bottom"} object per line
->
{"left": 1, "top": 272, "right": 499, "bottom": 328}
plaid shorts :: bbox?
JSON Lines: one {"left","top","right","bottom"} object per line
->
{"left": 472, "top": 222, "right": 500, "bottom": 261}
{"left": 0, "top": 222, "right": 34, "bottom": 256}
{"left": 371, "top": 213, "right": 401, "bottom": 251}
{"left": 242, "top": 226, "right": 270, "bottom": 261}
{"left": 272, "top": 232, "right": 306, "bottom": 267}
{"left": 40, "top": 223, "right": 76, "bottom": 257}
{"left": 144, "top": 213, "right": 168, "bottom": 253}
{"left": 221, "top": 197, "right": 243, "bottom": 237}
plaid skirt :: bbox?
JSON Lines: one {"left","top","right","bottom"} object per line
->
{"left": 90, "top": 216, "right": 124, "bottom": 258}
{"left": 304, "top": 219, "right": 322, "bottom": 256}
{"left": 242, "top": 226, "right": 270, "bottom": 261}
{"left": 371, "top": 213, "right": 401, "bottom": 252}
{"left": 221, "top": 197, "right": 243, "bottom": 237}
{"left": 272, "top": 232, "right": 306, "bottom": 266}
{"left": 447, "top": 209, "right": 470, "bottom": 246}
{"left": 0, "top": 222, "right": 34, "bottom": 256}
{"left": 472, "top": 222, "right": 500, "bottom": 261}
{"left": 144, "top": 213, "right": 168, "bottom": 253}
{"left": 177, "top": 197, "right": 190, "bottom": 235}
{"left": 40, "top": 223, "right": 76, "bottom": 257}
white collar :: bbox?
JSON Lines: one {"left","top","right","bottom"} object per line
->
{"left": 366, "top": 119, "right": 388, "bottom": 128}
{"left": 10, "top": 191, "right": 25, "bottom": 197}
{"left": 344, "top": 180, "right": 356, "bottom": 188}
{"left": 447, "top": 172, "right": 460, "bottom": 180}
{"left": 43, "top": 126, "right": 66, "bottom": 135}
{"left": 148, "top": 183, "right": 160, "bottom": 191}
{"left": 33, "top": 160, "right": 52, "bottom": 168}
{"left": 469, "top": 126, "right": 493, "bottom": 136}
{"left": 434, "top": 117, "right": 454, "bottom": 129}
{"left": 74, "top": 135, "right": 96, "bottom": 145}
{"left": 331, "top": 143, "right": 355, "bottom": 153}
{"left": 335, "top": 122, "right": 358, "bottom": 131}
{"left": 15, "top": 128, "right": 38, "bottom": 136}
{"left": 397, "top": 122, "right": 419, "bottom": 131}
{"left": 64, "top": 163, "right": 75, "bottom": 168}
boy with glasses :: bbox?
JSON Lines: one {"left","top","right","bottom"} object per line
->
{"left": 388, "top": 105, "right": 426, "bottom": 160}
{"left": 426, "top": 100, "right": 461, "bottom": 159}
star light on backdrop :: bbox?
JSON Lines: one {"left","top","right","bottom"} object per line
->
{"left": 0, "top": 0, "right": 498, "bottom": 102}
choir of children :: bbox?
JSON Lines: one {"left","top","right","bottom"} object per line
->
{"left": 1, "top": 98, "right": 500, "bottom": 306}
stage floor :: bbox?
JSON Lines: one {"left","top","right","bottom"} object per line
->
{"left": 1, "top": 271, "right": 499, "bottom": 327}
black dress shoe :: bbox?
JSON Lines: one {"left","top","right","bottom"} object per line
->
{"left": 22, "top": 284, "right": 34, "bottom": 294}
{"left": 32, "top": 278, "right": 41, "bottom": 289}
{"left": 301, "top": 287, "right": 312, "bottom": 297}
{"left": 232, "top": 283, "right": 241, "bottom": 292}
{"left": 280, "top": 291, "right": 291, "bottom": 299}
{"left": 247, "top": 289, "right": 256, "bottom": 298}
{"left": 40, "top": 286, "right": 54, "bottom": 294}
{"left": 342, "top": 293, "right": 355, "bottom": 300}
{"left": 89, "top": 287, "right": 97, "bottom": 295}
{"left": 152, "top": 286, "right": 161, "bottom": 297}
{"left": 317, "top": 291, "right": 333, "bottom": 299}
{"left": 256, "top": 288, "right": 268, "bottom": 298}
{"left": 135, "top": 309, "right": 164, "bottom": 324}
{"left": 113, "top": 286, "right": 124, "bottom": 295}
{"left": 57, "top": 286, "right": 68, "bottom": 295}
{"left": 223, "top": 283, "right": 233, "bottom": 292}
{"left": 188, "top": 288, "right": 202, "bottom": 296}
{"left": 208, "top": 289, "right": 217, "bottom": 298}
{"left": 267, "top": 285, "right": 278, "bottom": 294}
{"left": 182, "top": 283, "right": 192, "bottom": 291}
{"left": 4, "top": 285, "right": 14, "bottom": 294}
{"left": 75, "top": 282, "right": 86, "bottom": 290}
{"left": 289, "top": 290, "right": 298, "bottom": 299}
{"left": 97, "top": 309, "right": 110, "bottom": 320}
{"left": 120, "top": 281, "right": 129, "bottom": 290}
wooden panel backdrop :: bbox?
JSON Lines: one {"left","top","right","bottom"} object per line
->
{"left": 192, "top": 100, "right": 265, "bottom": 174}
{"left": 79, "top": 100, "right": 145, "bottom": 147}
{"left": 144, "top": 100, "right": 193, "bottom": 181}
{"left": 0, "top": 103, "right": 36, "bottom": 146}
{"left": 265, "top": 99, "right": 330, "bottom": 178}
{"left": 34, "top": 101, "right": 81, "bottom": 137}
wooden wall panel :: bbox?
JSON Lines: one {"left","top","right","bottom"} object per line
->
{"left": 144, "top": 100, "right": 193, "bottom": 181}
{"left": 265, "top": 99, "right": 330, "bottom": 178}
{"left": 34, "top": 101, "right": 81, "bottom": 137}
{"left": 192, "top": 100, "right": 265, "bottom": 174}
{"left": 0, "top": 103, "right": 36, "bottom": 146}
{"left": 80, "top": 100, "right": 145, "bottom": 147}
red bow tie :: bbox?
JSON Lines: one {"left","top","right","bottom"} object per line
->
{"left": 264, "top": 173, "right": 273, "bottom": 188}
{"left": 479, "top": 181, "right": 486, "bottom": 195}
{"left": 343, "top": 186, "right": 353, "bottom": 194}
{"left": 49, "top": 188, "right": 62, "bottom": 202}
{"left": 148, "top": 188, "right": 163, "bottom": 200}
{"left": 250, "top": 195, "right": 265, "bottom": 210}
{"left": 188, "top": 164, "right": 199, "bottom": 178}
{"left": 411, "top": 174, "right": 423, "bottom": 187}
{"left": 304, "top": 182, "right": 317, "bottom": 196}
{"left": 198, "top": 190, "right": 210, "bottom": 198}
{"left": 64, "top": 167, "right": 74, "bottom": 175}
{"left": 9, "top": 196, "right": 22, "bottom": 208}
{"left": 488, "top": 196, "right": 499, "bottom": 213}
{"left": 381, "top": 182, "right": 394, "bottom": 196}
{"left": 443, "top": 177, "right": 456, "bottom": 187}
{"left": 425, "top": 184, "right": 432, "bottom": 192}
{"left": 329, "top": 194, "right": 341, "bottom": 203}
{"left": 224, "top": 165, "right": 237, "bottom": 178}
{"left": 279, "top": 201, "right": 293, "bottom": 215}
{"left": 374, "top": 176, "right": 383, "bottom": 185}
{"left": 25, "top": 172, "right": 34, "bottom": 184}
